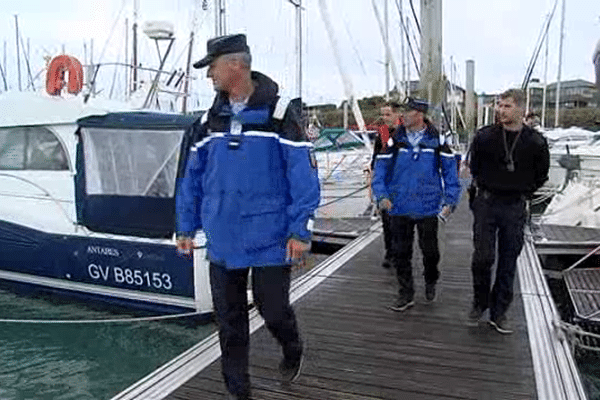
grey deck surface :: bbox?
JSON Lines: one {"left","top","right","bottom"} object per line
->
{"left": 533, "top": 223, "right": 600, "bottom": 255}
{"left": 564, "top": 268, "right": 600, "bottom": 322}
{"left": 165, "top": 199, "right": 536, "bottom": 399}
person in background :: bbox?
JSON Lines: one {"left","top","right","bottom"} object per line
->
{"left": 371, "top": 101, "right": 402, "bottom": 269}
{"left": 524, "top": 112, "right": 541, "bottom": 131}
{"left": 467, "top": 89, "right": 549, "bottom": 334}
{"left": 372, "top": 98, "right": 461, "bottom": 311}
{"left": 176, "top": 33, "right": 320, "bottom": 400}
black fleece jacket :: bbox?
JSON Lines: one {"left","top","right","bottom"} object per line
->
{"left": 469, "top": 123, "right": 550, "bottom": 197}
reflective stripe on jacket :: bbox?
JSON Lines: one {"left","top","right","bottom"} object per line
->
{"left": 372, "top": 124, "right": 461, "bottom": 218}
{"left": 176, "top": 71, "right": 320, "bottom": 268}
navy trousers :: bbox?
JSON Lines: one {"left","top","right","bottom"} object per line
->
{"left": 389, "top": 215, "right": 440, "bottom": 301}
{"left": 381, "top": 209, "right": 392, "bottom": 260}
{"left": 470, "top": 193, "right": 527, "bottom": 320}
{"left": 210, "top": 263, "right": 302, "bottom": 396}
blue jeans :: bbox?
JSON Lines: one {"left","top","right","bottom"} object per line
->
{"left": 210, "top": 263, "right": 302, "bottom": 396}
{"left": 470, "top": 193, "right": 527, "bottom": 320}
{"left": 389, "top": 215, "right": 440, "bottom": 301}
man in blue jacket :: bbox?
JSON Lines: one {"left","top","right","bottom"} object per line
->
{"left": 372, "top": 98, "right": 461, "bottom": 312}
{"left": 175, "top": 34, "right": 320, "bottom": 400}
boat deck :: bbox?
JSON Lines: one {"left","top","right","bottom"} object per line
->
{"left": 564, "top": 268, "right": 600, "bottom": 324}
{"left": 533, "top": 223, "right": 600, "bottom": 255}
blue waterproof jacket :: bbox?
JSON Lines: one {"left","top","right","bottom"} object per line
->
{"left": 175, "top": 72, "right": 320, "bottom": 269}
{"left": 371, "top": 124, "right": 461, "bottom": 218}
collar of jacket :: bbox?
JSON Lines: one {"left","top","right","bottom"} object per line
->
{"left": 210, "top": 71, "right": 279, "bottom": 117}
{"left": 394, "top": 123, "right": 440, "bottom": 148}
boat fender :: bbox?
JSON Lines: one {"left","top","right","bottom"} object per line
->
{"left": 46, "top": 55, "right": 84, "bottom": 96}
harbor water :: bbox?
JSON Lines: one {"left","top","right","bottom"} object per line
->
{"left": 0, "top": 288, "right": 215, "bottom": 400}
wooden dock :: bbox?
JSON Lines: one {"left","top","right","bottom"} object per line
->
{"left": 112, "top": 197, "right": 587, "bottom": 400}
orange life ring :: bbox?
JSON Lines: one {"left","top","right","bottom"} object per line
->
{"left": 46, "top": 55, "right": 84, "bottom": 96}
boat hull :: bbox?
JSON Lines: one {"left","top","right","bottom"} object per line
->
{"left": 0, "top": 219, "right": 211, "bottom": 318}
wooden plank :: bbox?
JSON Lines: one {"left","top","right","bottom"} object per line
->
{"left": 162, "top": 198, "right": 537, "bottom": 400}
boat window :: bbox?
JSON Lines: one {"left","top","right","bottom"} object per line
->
{"left": 81, "top": 127, "right": 183, "bottom": 198}
{"left": 0, "top": 126, "right": 69, "bottom": 170}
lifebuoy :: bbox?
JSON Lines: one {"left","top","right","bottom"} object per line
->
{"left": 46, "top": 55, "right": 84, "bottom": 96}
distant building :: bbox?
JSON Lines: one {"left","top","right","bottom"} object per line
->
{"left": 527, "top": 79, "right": 598, "bottom": 109}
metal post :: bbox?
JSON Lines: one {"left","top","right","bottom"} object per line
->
{"left": 14, "top": 15, "right": 21, "bottom": 91}
{"left": 182, "top": 30, "right": 195, "bottom": 114}
{"left": 372, "top": 0, "right": 403, "bottom": 100}
{"left": 419, "top": 0, "right": 443, "bottom": 129}
{"left": 142, "top": 38, "right": 175, "bottom": 109}
{"left": 555, "top": 0, "right": 566, "bottom": 127}
{"left": 133, "top": 0, "right": 139, "bottom": 92}
{"left": 384, "top": 0, "right": 390, "bottom": 100}
{"left": 465, "top": 59, "right": 476, "bottom": 143}
{"left": 542, "top": 23, "right": 549, "bottom": 128}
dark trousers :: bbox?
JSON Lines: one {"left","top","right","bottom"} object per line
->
{"left": 389, "top": 215, "right": 440, "bottom": 300}
{"left": 470, "top": 194, "right": 527, "bottom": 320}
{"left": 381, "top": 209, "right": 392, "bottom": 259}
{"left": 210, "top": 263, "right": 302, "bottom": 397}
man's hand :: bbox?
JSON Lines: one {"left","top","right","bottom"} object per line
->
{"left": 379, "top": 198, "right": 392, "bottom": 211}
{"left": 286, "top": 238, "right": 310, "bottom": 266}
{"left": 176, "top": 236, "right": 195, "bottom": 257}
{"left": 438, "top": 205, "right": 452, "bottom": 223}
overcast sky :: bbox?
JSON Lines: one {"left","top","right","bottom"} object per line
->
{"left": 0, "top": 0, "right": 598, "bottom": 108}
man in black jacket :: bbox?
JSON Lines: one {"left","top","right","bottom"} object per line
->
{"left": 467, "top": 89, "right": 549, "bottom": 334}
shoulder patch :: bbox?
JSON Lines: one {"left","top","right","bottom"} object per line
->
{"left": 273, "top": 95, "right": 292, "bottom": 120}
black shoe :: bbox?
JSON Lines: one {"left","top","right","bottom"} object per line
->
{"left": 425, "top": 283, "right": 436, "bottom": 302}
{"left": 467, "top": 305, "right": 484, "bottom": 326}
{"left": 279, "top": 353, "right": 304, "bottom": 382}
{"left": 389, "top": 297, "right": 415, "bottom": 312}
{"left": 382, "top": 258, "right": 392, "bottom": 269}
{"left": 489, "top": 315, "right": 513, "bottom": 334}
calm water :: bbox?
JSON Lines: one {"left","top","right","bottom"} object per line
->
{"left": 0, "top": 289, "right": 215, "bottom": 400}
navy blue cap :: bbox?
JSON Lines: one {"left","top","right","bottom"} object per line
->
{"left": 403, "top": 97, "right": 429, "bottom": 113}
{"left": 193, "top": 33, "right": 250, "bottom": 69}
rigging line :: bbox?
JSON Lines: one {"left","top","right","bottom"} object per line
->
{"left": 0, "top": 61, "right": 7, "bottom": 91}
{"left": 316, "top": 184, "right": 369, "bottom": 209}
{"left": 522, "top": 5, "right": 559, "bottom": 89}
{"left": 522, "top": 0, "right": 559, "bottom": 89}
{"left": 342, "top": 15, "right": 367, "bottom": 76}
{"left": 87, "top": 0, "right": 128, "bottom": 98}
{"left": 394, "top": 0, "right": 420, "bottom": 76}
{"left": 18, "top": 31, "right": 34, "bottom": 90}
{"left": 408, "top": 0, "right": 421, "bottom": 35}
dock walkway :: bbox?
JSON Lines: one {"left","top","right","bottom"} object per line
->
{"left": 112, "top": 197, "right": 587, "bottom": 400}
{"left": 168, "top": 199, "right": 536, "bottom": 399}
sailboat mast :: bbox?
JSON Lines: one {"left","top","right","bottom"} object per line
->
{"left": 554, "top": 0, "right": 566, "bottom": 127}
{"left": 372, "top": 0, "right": 403, "bottom": 100}
{"left": 132, "top": 0, "right": 139, "bottom": 92}
{"left": 542, "top": 18, "right": 549, "bottom": 129}
{"left": 317, "top": 0, "right": 367, "bottom": 137}
{"left": 215, "top": 0, "right": 226, "bottom": 36}
{"left": 384, "top": 0, "right": 390, "bottom": 100}
{"left": 419, "top": 0, "right": 443, "bottom": 129}
{"left": 14, "top": 15, "right": 21, "bottom": 92}
{"left": 288, "top": 0, "right": 302, "bottom": 99}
